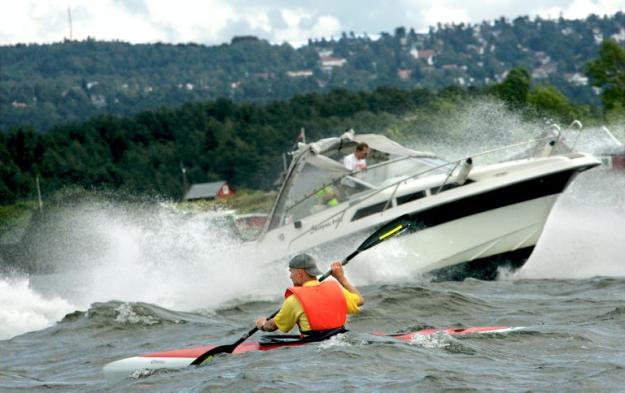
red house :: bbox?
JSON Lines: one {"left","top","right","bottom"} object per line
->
{"left": 184, "top": 181, "right": 235, "bottom": 201}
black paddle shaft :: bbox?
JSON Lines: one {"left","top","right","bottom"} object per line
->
{"left": 191, "top": 214, "right": 412, "bottom": 366}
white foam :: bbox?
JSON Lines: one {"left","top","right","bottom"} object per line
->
{"left": 25, "top": 202, "right": 288, "bottom": 312}
{"left": 317, "top": 333, "right": 350, "bottom": 349}
{"left": 409, "top": 332, "right": 452, "bottom": 349}
{"left": 515, "top": 170, "right": 625, "bottom": 279}
{"left": 113, "top": 303, "right": 159, "bottom": 325}
{"left": 0, "top": 277, "right": 76, "bottom": 340}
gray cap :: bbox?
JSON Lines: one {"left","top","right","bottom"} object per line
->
{"left": 288, "top": 254, "right": 322, "bottom": 276}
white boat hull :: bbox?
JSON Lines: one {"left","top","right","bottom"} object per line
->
{"left": 397, "top": 194, "right": 558, "bottom": 274}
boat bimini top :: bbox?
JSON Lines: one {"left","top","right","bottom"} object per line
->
{"left": 265, "top": 130, "right": 444, "bottom": 231}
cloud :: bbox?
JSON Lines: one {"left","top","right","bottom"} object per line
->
{"left": 0, "top": 2, "right": 64, "bottom": 43}
{"left": 533, "top": 0, "right": 625, "bottom": 19}
{"left": 313, "top": 15, "right": 342, "bottom": 37}
{"left": 0, "top": 0, "right": 624, "bottom": 46}
{"left": 270, "top": 10, "right": 342, "bottom": 44}
{"left": 420, "top": 5, "right": 471, "bottom": 27}
{"left": 112, "top": 0, "right": 149, "bottom": 15}
{"left": 146, "top": 1, "right": 238, "bottom": 43}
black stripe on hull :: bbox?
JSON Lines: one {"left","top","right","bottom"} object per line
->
{"left": 407, "top": 167, "right": 588, "bottom": 228}
{"left": 428, "top": 246, "right": 534, "bottom": 281}
{"left": 403, "top": 166, "right": 594, "bottom": 281}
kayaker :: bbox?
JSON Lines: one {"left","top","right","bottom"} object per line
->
{"left": 255, "top": 254, "right": 364, "bottom": 340}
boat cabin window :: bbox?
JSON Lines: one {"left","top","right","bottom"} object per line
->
{"left": 396, "top": 190, "right": 426, "bottom": 205}
{"left": 352, "top": 201, "right": 390, "bottom": 221}
{"left": 271, "top": 161, "right": 375, "bottom": 227}
{"left": 357, "top": 157, "right": 449, "bottom": 188}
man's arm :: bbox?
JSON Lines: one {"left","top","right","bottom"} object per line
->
{"left": 255, "top": 297, "right": 298, "bottom": 333}
{"left": 330, "top": 261, "right": 364, "bottom": 306}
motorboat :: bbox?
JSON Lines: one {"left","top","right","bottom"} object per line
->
{"left": 253, "top": 122, "right": 600, "bottom": 280}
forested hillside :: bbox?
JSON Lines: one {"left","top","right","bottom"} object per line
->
{"left": 5, "top": 50, "right": 622, "bottom": 205}
{"left": 3, "top": 13, "right": 625, "bottom": 131}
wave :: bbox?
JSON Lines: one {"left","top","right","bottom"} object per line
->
{"left": 58, "top": 301, "right": 213, "bottom": 330}
{"left": 0, "top": 277, "right": 76, "bottom": 340}
{"left": 370, "top": 284, "right": 494, "bottom": 313}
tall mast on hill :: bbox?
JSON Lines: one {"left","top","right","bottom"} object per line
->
{"left": 67, "top": 6, "right": 73, "bottom": 40}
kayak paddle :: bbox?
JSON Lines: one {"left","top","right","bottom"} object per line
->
{"left": 191, "top": 214, "right": 412, "bottom": 365}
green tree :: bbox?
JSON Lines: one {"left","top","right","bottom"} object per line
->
{"left": 493, "top": 68, "right": 530, "bottom": 108}
{"left": 527, "top": 85, "right": 585, "bottom": 122}
{"left": 586, "top": 40, "right": 625, "bottom": 110}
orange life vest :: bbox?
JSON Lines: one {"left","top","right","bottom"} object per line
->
{"left": 284, "top": 281, "right": 347, "bottom": 332}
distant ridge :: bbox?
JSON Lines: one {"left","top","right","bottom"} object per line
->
{"left": 1, "top": 12, "right": 624, "bottom": 131}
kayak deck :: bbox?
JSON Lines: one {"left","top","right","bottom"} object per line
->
{"left": 385, "top": 326, "right": 521, "bottom": 342}
{"left": 103, "top": 326, "right": 521, "bottom": 381}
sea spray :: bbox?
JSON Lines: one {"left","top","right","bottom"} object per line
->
{"left": 392, "top": 99, "right": 623, "bottom": 166}
{"left": 25, "top": 199, "right": 288, "bottom": 312}
{"left": 0, "top": 277, "right": 76, "bottom": 340}
{"left": 516, "top": 169, "right": 625, "bottom": 279}
{"left": 6, "top": 196, "right": 415, "bottom": 339}
{"left": 391, "top": 99, "right": 546, "bottom": 162}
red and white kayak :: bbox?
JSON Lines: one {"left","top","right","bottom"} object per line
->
{"left": 103, "top": 326, "right": 522, "bottom": 381}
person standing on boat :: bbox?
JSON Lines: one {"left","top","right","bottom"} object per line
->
{"left": 343, "top": 143, "right": 369, "bottom": 171}
{"left": 255, "top": 254, "right": 364, "bottom": 340}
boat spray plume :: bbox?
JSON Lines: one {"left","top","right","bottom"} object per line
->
{"left": 11, "top": 195, "right": 290, "bottom": 320}
{"left": 516, "top": 169, "right": 625, "bottom": 279}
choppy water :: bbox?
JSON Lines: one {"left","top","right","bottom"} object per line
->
{"left": 1, "top": 169, "right": 625, "bottom": 392}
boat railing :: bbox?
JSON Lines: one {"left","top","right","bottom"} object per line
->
{"left": 287, "top": 131, "right": 571, "bottom": 240}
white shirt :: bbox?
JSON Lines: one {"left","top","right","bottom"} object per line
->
{"left": 343, "top": 153, "right": 367, "bottom": 171}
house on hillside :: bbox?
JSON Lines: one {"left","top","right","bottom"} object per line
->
{"left": 184, "top": 181, "right": 235, "bottom": 201}
{"left": 410, "top": 48, "right": 435, "bottom": 65}
{"left": 593, "top": 28, "right": 603, "bottom": 44}
{"left": 397, "top": 68, "right": 412, "bottom": 81}
{"left": 287, "top": 70, "right": 314, "bottom": 78}
{"left": 564, "top": 72, "right": 589, "bottom": 86}
{"left": 319, "top": 56, "right": 347, "bottom": 72}
{"left": 532, "top": 63, "right": 557, "bottom": 79}
{"left": 611, "top": 27, "right": 625, "bottom": 42}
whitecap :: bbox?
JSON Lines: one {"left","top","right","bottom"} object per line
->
{"left": 0, "top": 277, "right": 76, "bottom": 340}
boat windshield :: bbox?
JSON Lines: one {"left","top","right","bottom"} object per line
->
{"left": 355, "top": 156, "right": 450, "bottom": 188}
{"left": 269, "top": 151, "right": 450, "bottom": 228}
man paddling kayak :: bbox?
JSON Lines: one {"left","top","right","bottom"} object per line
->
{"left": 255, "top": 254, "right": 364, "bottom": 341}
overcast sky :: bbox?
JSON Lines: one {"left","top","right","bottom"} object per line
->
{"left": 1, "top": 0, "right": 624, "bottom": 47}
